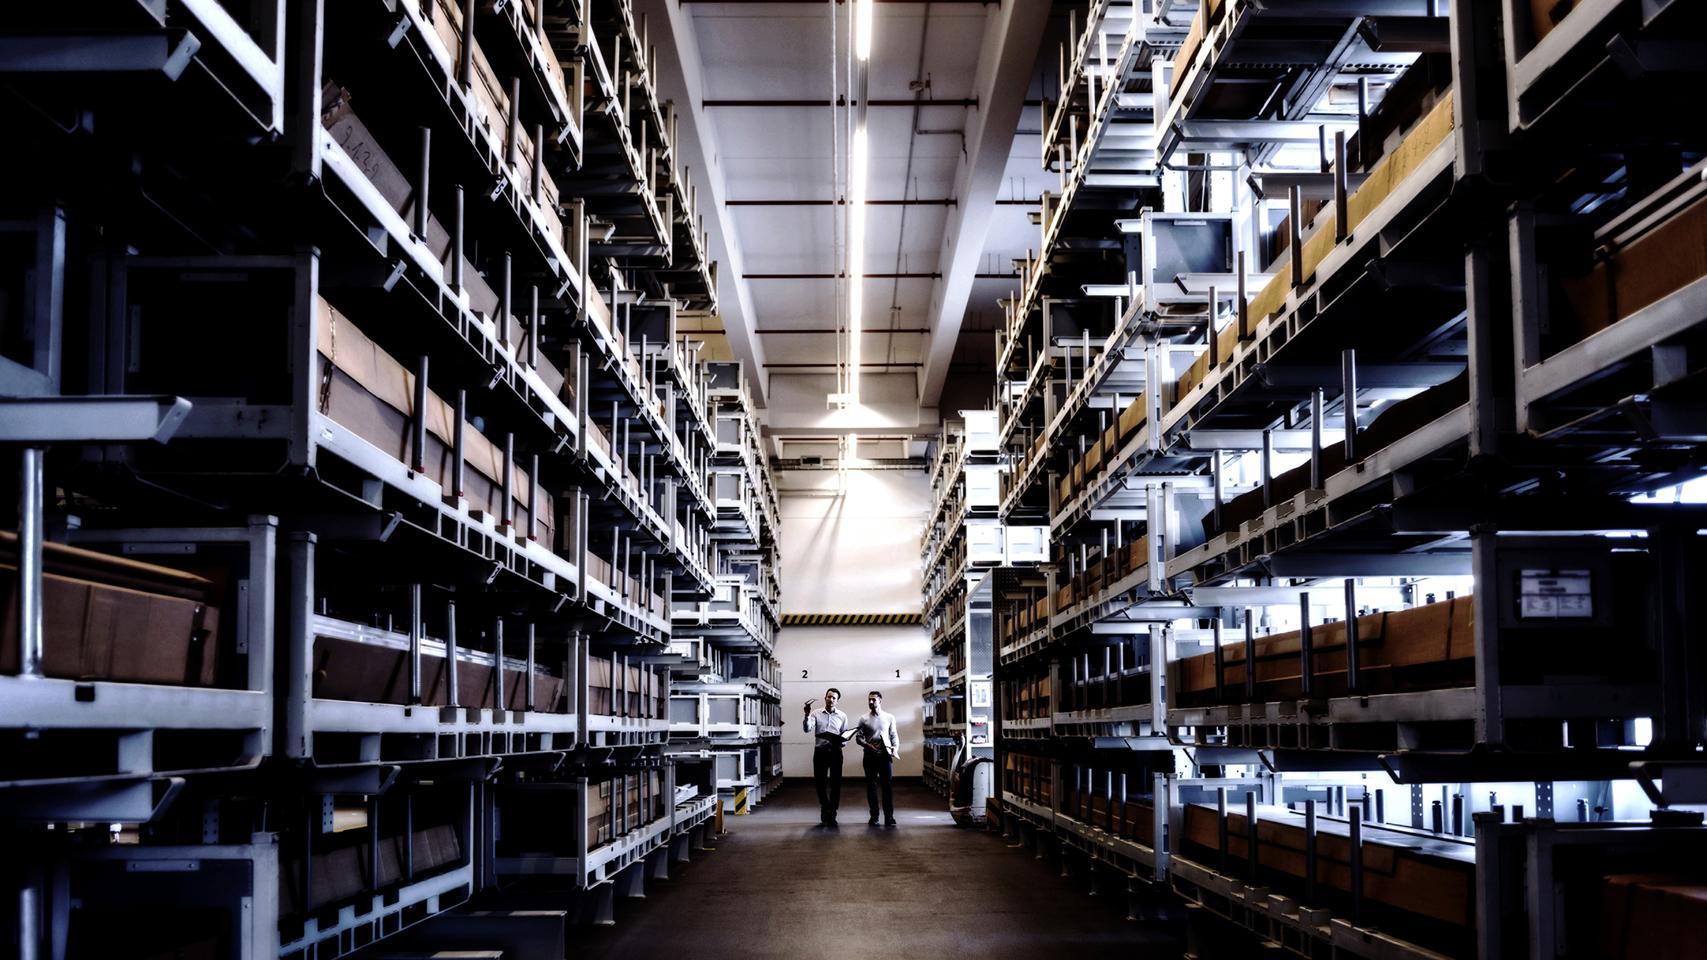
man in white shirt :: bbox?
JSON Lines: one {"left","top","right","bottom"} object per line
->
{"left": 802, "top": 687, "right": 851, "bottom": 825}
{"left": 854, "top": 690, "right": 900, "bottom": 826}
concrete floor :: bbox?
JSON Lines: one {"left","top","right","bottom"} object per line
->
{"left": 566, "top": 780, "right": 1182, "bottom": 959}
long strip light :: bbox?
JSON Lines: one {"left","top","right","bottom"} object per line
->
{"left": 847, "top": 0, "right": 874, "bottom": 405}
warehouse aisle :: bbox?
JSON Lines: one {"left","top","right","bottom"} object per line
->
{"left": 568, "top": 782, "right": 1180, "bottom": 959}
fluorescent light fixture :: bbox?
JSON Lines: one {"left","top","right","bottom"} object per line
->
{"left": 847, "top": 124, "right": 868, "bottom": 404}
{"left": 856, "top": 0, "right": 874, "bottom": 60}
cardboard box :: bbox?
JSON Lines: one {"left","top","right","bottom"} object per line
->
{"left": 1600, "top": 874, "right": 1707, "bottom": 960}
{"left": 316, "top": 298, "right": 556, "bottom": 541}
{"left": 1560, "top": 191, "right": 1707, "bottom": 344}
{"left": 1, "top": 565, "right": 220, "bottom": 686}
{"left": 1184, "top": 804, "right": 1475, "bottom": 928}
{"left": 1530, "top": 0, "right": 1576, "bottom": 46}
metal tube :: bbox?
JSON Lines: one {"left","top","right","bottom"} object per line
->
{"left": 525, "top": 623, "right": 537, "bottom": 712}
{"left": 17, "top": 448, "right": 44, "bottom": 678}
{"left": 1342, "top": 349, "right": 1359, "bottom": 461}
{"left": 502, "top": 433, "right": 515, "bottom": 530}
{"left": 1243, "top": 610, "right": 1256, "bottom": 701}
{"left": 1261, "top": 428, "right": 1274, "bottom": 509}
{"left": 453, "top": 186, "right": 466, "bottom": 295}
{"left": 1452, "top": 793, "right": 1463, "bottom": 836}
{"left": 532, "top": 122, "right": 545, "bottom": 203}
{"left": 528, "top": 285, "right": 540, "bottom": 369}
{"left": 1245, "top": 791, "right": 1259, "bottom": 881}
{"left": 412, "top": 355, "right": 429, "bottom": 474}
{"left": 409, "top": 583, "right": 423, "bottom": 704}
{"left": 1349, "top": 803, "right": 1365, "bottom": 922}
{"left": 446, "top": 599, "right": 461, "bottom": 708}
{"left": 1356, "top": 77, "right": 1370, "bottom": 169}
{"left": 404, "top": 791, "right": 415, "bottom": 879}
{"left": 1345, "top": 578, "right": 1361, "bottom": 694}
{"left": 18, "top": 867, "right": 39, "bottom": 960}
{"left": 1289, "top": 185, "right": 1304, "bottom": 289}
{"left": 1309, "top": 388, "right": 1323, "bottom": 489}
{"left": 1432, "top": 799, "right": 1444, "bottom": 832}
{"left": 457, "top": 0, "right": 477, "bottom": 85}
{"left": 1334, "top": 129, "right": 1348, "bottom": 241}
{"left": 1304, "top": 798, "right": 1318, "bottom": 902}
{"left": 1236, "top": 250, "right": 1249, "bottom": 340}
{"left": 1212, "top": 618, "right": 1226, "bottom": 703}
{"left": 500, "top": 252, "right": 513, "bottom": 351}
{"left": 1299, "top": 592, "right": 1314, "bottom": 697}
{"left": 1207, "top": 284, "right": 1219, "bottom": 368}
{"left": 1375, "top": 788, "right": 1385, "bottom": 823}
{"left": 452, "top": 389, "right": 467, "bottom": 499}
{"left": 527, "top": 453, "right": 540, "bottom": 541}
{"left": 507, "top": 76, "right": 522, "bottom": 170}
{"left": 1217, "top": 787, "right": 1229, "bottom": 870}
{"left": 494, "top": 618, "right": 506, "bottom": 711}
{"left": 1211, "top": 452, "right": 1224, "bottom": 534}
{"left": 414, "top": 126, "right": 431, "bottom": 239}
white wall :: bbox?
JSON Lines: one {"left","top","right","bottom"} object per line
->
{"left": 778, "top": 469, "right": 930, "bottom": 778}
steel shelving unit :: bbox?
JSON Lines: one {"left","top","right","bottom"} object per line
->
{"left": 0, "top": 2, "right": 774, "bottom": 956}
{"left": 955, "top": 0, "right": 1707, "bottom": 956}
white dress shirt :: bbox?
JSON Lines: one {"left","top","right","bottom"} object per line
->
{"left": 803, "top": 708, "right": 851, "bottom": 746}
{"left": 854, "top": 709, "right": 899, "bottom": 759}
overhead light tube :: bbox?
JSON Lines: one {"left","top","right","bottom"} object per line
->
{"left": 856, "top": 0, "right": 874, "bottom": 60}
{"left": 848, "top": 124, "right": 868, "bottom": 403}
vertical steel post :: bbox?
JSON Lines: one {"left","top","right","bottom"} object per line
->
{"left": 414, "top": 127, "right": 431, "bottom": 239}
{"left": 411, "top": 355, "right": 429, "bottom": 474}
{"left": 1342, "top": 349, "right": 1359, "bottom": 461}
{"left": 1345, "top": 578, "right": 1361, "bottom": 694}
{"left": 17, "top": 448, "right": 44, "bottom": 678}
{"left": 1304, "top": 798, "right": 1318, "bottom": 903}
{"left": 446, "top": 599, "right": 461, "bottom": 708}
{"left": 1309, "top": 388, "right": 1323, "bottom": 489}
{"left": 1334, "top": 129, "right": 1348, "bottom": 241}
{"left": 494, "top": 618, "right": 506, "bottom": 712}
{"left": 1243, "top": 610, "right": 1256, "bottom": 701}
{"left": 452, "top": 186, "right": 466, "bottom": 295}
{"left": 1349, "top": 803, "right": 1365, "bottom": 923}
{"left": 1212, "top": 618, "right": 1226, "bottom": 703}
{"left": 1299, "top": 592, "right": 1314, "bottom": 697}
{"left": 409, "top": 583, "right": 423, "bottom": 705}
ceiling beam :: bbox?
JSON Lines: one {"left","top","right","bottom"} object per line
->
{"left": 756, "top": 328, "right": 932, "bottom": 334}
{"left": 742, "top": 272, "right": 1015, "bottom": 279}
{"left": 919, "top": 1, "right": 1050, "bottom": 406}
{"left": 636, "top": 0, "right": 771, "bottom": 403}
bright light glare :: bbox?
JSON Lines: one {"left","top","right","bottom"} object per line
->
{"left": 856, "top": 0, "right": 874, "bottom": 60}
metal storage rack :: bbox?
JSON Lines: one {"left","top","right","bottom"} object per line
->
{"left": 957, "top": 0, "right": 1707, "bottom": 956}
{"left": 0, "top": 2, "right": 774, "bottom": 957}
{"left": 664, "top": 360, "right": 784, "bottom": 813}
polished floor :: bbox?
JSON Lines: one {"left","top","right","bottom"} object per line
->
{"left": 566, "top": 779, "right": 1181, "bottom": 959}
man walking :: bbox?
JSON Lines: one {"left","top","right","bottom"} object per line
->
{"left": 855, "top": 690, "right": 900, "bottom": 826}
{"left": 802, "top": 687, "right": 851, "bottom": 825}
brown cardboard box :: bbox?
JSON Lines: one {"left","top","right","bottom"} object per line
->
{"left": 316, "top": 299, "right": 556, "bottom": 541}
{"left": 1, "top": 566, "right": 219, "bottom": 686}
{"left": 1185, "top": 804, "right": 1474, "bottom": 928}
{"left": 1560, "top": 192, "right": 1707, "bottom": 344}
{"left": 1600, "top": 875, "right": 1707, "bottom": 960}
{"left": 1530, "top": 0, "right": 1576, "bottom": 46}
{"left": 1118, "top": 394, "right": 1146, "bottom": 439}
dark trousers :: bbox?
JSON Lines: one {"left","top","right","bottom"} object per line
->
{"left": 864, "top": 750, "right": 894, "bottom": 820}
{"left": 812, "top": 745, "right": 843, "bottom": 820}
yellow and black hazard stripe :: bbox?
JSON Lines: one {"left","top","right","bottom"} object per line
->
{"left": 781, "top": 613, "right": 924, "bottom": 626}
{"left": 732, "top": 787, "right": 751, "bottom": 815}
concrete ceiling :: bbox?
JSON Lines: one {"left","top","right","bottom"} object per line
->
{"left": 640, "top": 0, "right": 1053, "bottom": 446}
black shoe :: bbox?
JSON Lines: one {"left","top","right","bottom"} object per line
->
{"left": 869, "top": 816, "right": 879, "bottom": 825}
{"left": 885, "top": 818, "right": 898, "bottom": 826}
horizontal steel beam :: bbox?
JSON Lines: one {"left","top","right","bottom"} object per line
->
{"left": 0, "top": 30, "right": 200, "bottom": 79}
{"left": 1262, "top": 553, "right": 1470, "bottom": 578}
{"left": 0, "top": 395, "right": 191, "bottom": 443}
